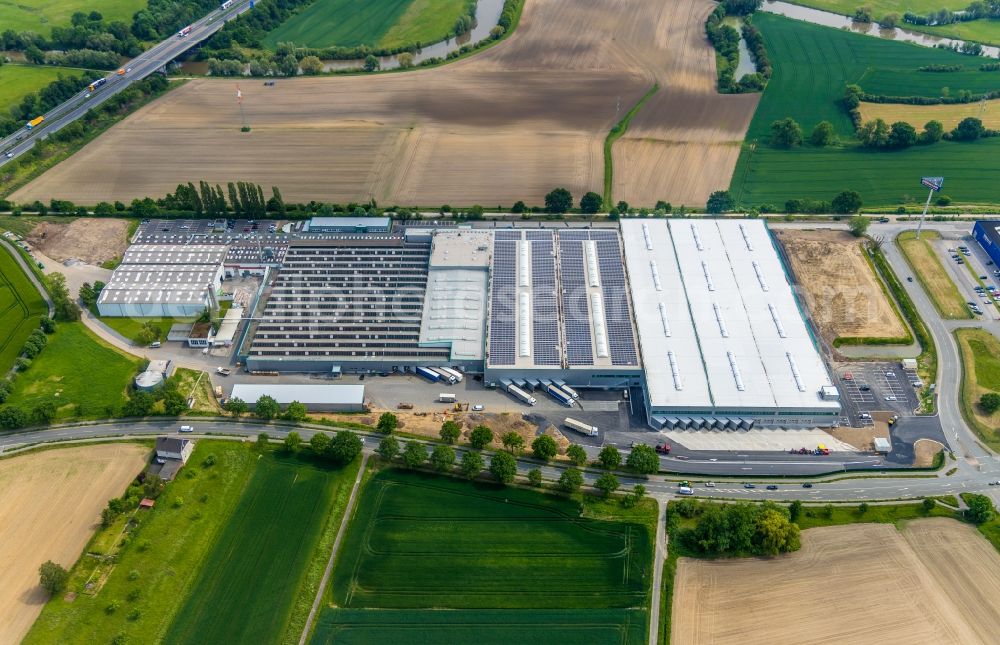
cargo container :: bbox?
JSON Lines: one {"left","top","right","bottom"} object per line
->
{"left": 26, "top": 116, "right": 44, "bottom": 129}
{"left": 564, "top": 417, "right": 598, "bottom": 436}
{"left": 429, "top": 367, "right": 457, "bottom": 384}
{"left": 438, "top": 367, "right": 464, "bottom": 383}
{"left": 546, "top": 384, "right": 574, "bottom": 407}
{"left": 559, "top": 384, "right": 580, "bottom": 399}
{"left": 439, "top": 393, "right": 457, "bottom": 403}
{"left": 506, "top": 384, "right": 536, "bottom": 406}
{"left": 415, "top": 366, "right": 441, "bottom": 382}
{"left": 177, "top": 25, "right": 192, "bottom": 37}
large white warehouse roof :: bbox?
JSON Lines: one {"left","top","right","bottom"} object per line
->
{"left": 621, "top": 219, "right": 838, "bottom": 414}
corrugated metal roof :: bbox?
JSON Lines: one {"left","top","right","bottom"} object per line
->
{"left": 230, "top": 383, "right": 365, "bottom": 405}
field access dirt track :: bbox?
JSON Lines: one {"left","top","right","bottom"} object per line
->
{"left": 0, "top": 443, "right": 148, "bottom": 644}
{"left": 672, "top": 520, "right": 1000, "bottom": 645}
{"left": 13, "top": 0, "right": 756, "bottom": 207}
{"left": 775, "top": 229, "right": 908, "bottom": 344}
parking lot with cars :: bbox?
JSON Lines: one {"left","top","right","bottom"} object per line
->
{"left": 835, "top": 362, "right": 921, "bottom": 427}
{"left": 931, "top": 235, "right": 1000, "bottom": 318}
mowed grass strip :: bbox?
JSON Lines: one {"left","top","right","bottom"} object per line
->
{"left": 956, "top": 328, "right": 1000, "bottom": 451}
{"left": 262, "top": 0, "right": 467, "bottom": 50}
{"left": 732, "top": 14, "right": 1000, "bottom": 206}
{"left": 6, "top": 321, "right": 141, "bottom": 418}
{"left": 165, "top": 452, "right": 360, "bottom": 645}
{"left": 24, "top": 442, "right": 257, "bottom": 644}
{"left": 331, "top": 470, "right": 653, "bottom": 609}
{"left": 0, "top": 243, "right": 47, "bottom": 374}
{"left": 311, "top": 608, "right": 648, "bottom": 645}
{"left": 897, "top": 231, "right": 971, "bottom": 319}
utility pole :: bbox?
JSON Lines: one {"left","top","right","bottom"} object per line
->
{"left": 236, "top": 84, "right": 248, "bottom": 131}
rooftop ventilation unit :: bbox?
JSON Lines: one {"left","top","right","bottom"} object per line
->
{"left": 585, "top": 241, "right": 600, "bottom": 288}
{"left": 739, "top": 223, "right": 754, "bottom": 251}
{"left": 713, "top": 303, "right": 729, "bottom": 337}
{"left": 590, "top": 293, "right": 609, "bottom": 358}
{"left": 691, "top": 224, "right": 704, "bottom": 251}
{"left": 518, "top": 292, "right": 531, "bottom": 357}
{"left": 642, "top": 223, "right": 653, "bottom": 251}
{"left": 668, "top": 350, "right": 683, "bottom": 390}
{"left": 650, "top": 260, "right": 663, "bottom": 291}
{"left": 658, "top": 302, "right": 672, "bottom": 337}
{"left": 702, "top": 261, "right": 715, "bottom": 291}
{"left": 786, "top": 352, "right": 807, "bottom": 391}
{"left": 768, "top": 303, "right": 787, "bottom": 338}
{"left": 727, "top": 351, "right": 745, "bottom": 391}
{"left": 518, "top": 241, "right": 531, "bottom": 287}
{"left": 752, "top": 260, "right": 769, "bottom": 292}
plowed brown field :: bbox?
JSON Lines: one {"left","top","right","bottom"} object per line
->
{"left": 672, "top": 520, "right": 1000, "bottom": 645}
{"left": 0, "top": 443, "right": 147, "bottom": 644}
{"left": 13, "top": 0, "right": 756, "bottom": 207}
{"left": 775, "top": 229, "right": 908, "bottom": 344}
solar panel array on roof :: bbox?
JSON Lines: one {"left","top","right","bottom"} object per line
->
{"left": 558, "top": 234, "right": 594, "bottom": 365}
{"left": 248, "top": 241, "right": 450, "bottom": 362}
{"left": 593, "top": 231, "right": 638, "bottom": 366}
{"left": 529, "top": 231, "right": 560, "bottom": 365}
{"left": 488, "top": 239, "right": 518, "bottom": 365}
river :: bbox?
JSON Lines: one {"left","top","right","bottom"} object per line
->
{"left": 761, "top": 1, "right": 1000, "bottom": 58}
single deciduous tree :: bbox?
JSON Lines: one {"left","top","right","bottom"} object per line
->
{"left": 544, "top": 187, "right": 573, "bottom": 213}
{"left": 440, "top": 420, "right": 461, "bottom": 444}
{"left": 528, "top": 468, "right": 543, "bottom": 487}
{"left": 254, "top": 395, "right": 280, "bottom": 420}
{"left": 283, "top": 432, "right": 301, "bottom": 452}
{"left": 461, "top": 450, "right": 484, "bottom": 479}
{"left": 626, "top": 444, "right": 660, "bottom": 474}
{"left": 377, "top": 412, "right": 398, "bottom": 434}
{"left": 595, "top": 472, "right": 620, "bottom": 497}
{"left": 224, "top": 397, "right": 248, "bottom": 418}
{"left": 598, "top": 445, "right": 622, "bottom": 470}
{"left": 501, "top": 431, "right": 525, "bottom": 455}
{"left": 579, "top": 191, "right": 603, "bottom": 213}
{"left": 430, "top": 445, "right": 456, "bottom": 472}
{"left": 810, "top": 120, "right": 835, "bottom": 146}
{"left": 283, "top": 401, "right": 308, "bottom": 422}
{"left": 566, "top": 444, "right": 587, "bottom": 466}
{"left": 531, "top": 435, "right": 558, "bottom": 461}
{"left": 770, "top": 117, "right": 802, "bottom": 148}
{"left": 490, "top": 451, "right": 517, "bottom": 484}
{"left": 378, "top": 435, "right": 400, "bottom": 461}
{"left": 403, "top": 442, "right": 428, "bottom": 468}
{"left": 979, "top": 392, "right": 1000, "bottom": 414}
{"left": 39, "top": 561, "right": 69, "bottom": 597}
{"left": 965, "top": 494, "right": 994, "bottom": 524}
{"left": 470, "top": 425, "right": 493, "bottom": 449}
{"left": 558, "top": 467, "right": 583, "bottom": 493}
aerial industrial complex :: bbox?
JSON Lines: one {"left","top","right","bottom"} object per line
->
{"left": 105, "top": 217, "right": 841, "bottom": 429}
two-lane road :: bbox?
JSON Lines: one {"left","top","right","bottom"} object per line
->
{"left": 0, "top": 0, "right": 254, "bottom": 166}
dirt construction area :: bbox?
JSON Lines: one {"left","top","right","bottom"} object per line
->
{"left": 672, "top": 519, "right": 1000, "bottom": 645}
{"left": 12, "top": 0, "right": 757, "bottom": 207}
{"left": 0, "top": 443, "right": 148, "bottom": 644}
{"left": 25, "top": 218, "right": 129, "bottom": 265}
{"left": 775, "top": 229, "right": 909, "bottom": 345}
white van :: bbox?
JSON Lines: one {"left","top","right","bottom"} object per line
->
{"left": 678, "top": 486, "right": 693, "bottom": 495}
{"left": 149, "top": 341, "right": 161, "bottom": 348}
{"left": 179, "top": 425, "right": 194, "bottom": 433}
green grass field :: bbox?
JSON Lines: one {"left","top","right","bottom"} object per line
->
{"left": 261, "top": 0, "right": 468, "bottom": 50}
{"left": 897, "top": 230, "right": 972, "bottom": 319}
{"left": 781, "top": 0, "right": 1000, "bottom": 46}
{"left": 0, "top": 65, "right": 91, "bottom": 114}
{"left": 318, "top": 469, "right": 655, "bottom": 644}
{"left": 6, "top": 321, "right": 140, "bottom": 418}
{"left": 956, "top": 328, "right": 1000, "bottom": 451}
{"left": 97, "top": 314, "right": 183, "bottom": 343}
{"left": 165, "top": 452, "right": 359, "bottom": 644}
{"left": 25, "top": 442, "right": 258, "bottom": 644}
{"left": 731, "top": 14, "right": 1000, "bottom": 206}
{"left": 0, "top": 243, "right": 47, "bottom": 375}
{"left": 0, "top": 0, "right": 145, "bottom": 36}
{"left": 312, "top": 608, "right": 648, "bottom": 645}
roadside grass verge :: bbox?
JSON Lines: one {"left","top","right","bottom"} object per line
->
{"left": 793, "top": 500, "right": 957, "bottom": 530}
{"left": 6, "top": 321, "right": 141, "bottom": 419}
{"left": 896, "top": 230, "right": 971, "bottom": 320}
{"left": 96, "top": 314, "right": 184, "bottom": 344}
{"left": 604, "top": 84, "right": 659, "bottom": 206}
{"left": 954, "top": 328, "right": 1000, "bottom": 452}
{"left": 869, "top": 244, "right": 937, "bottom": 411}
{"left": 0, "top": 242, "right": 47, "bottom": 374}
{"left": 168, "top": 368, "right": 220, "bottom": 415}
{"left": 165, "top": 451, "right": 360, "bottom": 645}
{"left": 24, "top": 441, "right": 257, "bottom": 645}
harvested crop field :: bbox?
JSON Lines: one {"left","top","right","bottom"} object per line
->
{"left": 0, "top": 443, "right": 148, "bottom": 645}
{"left": 14, "top": 0, "right": 756, "bottom": 207}
{"left": 774, "top": 229, "right": 908, "bottom": 345}
{"left": 859, "top": 99, "right": 1000, "bottom": 132}
{"left": 672, "top": 519, "right": 1000, "bottom": 645}
{"left": 26, "top": 218, "right": 130, "bottom": 265}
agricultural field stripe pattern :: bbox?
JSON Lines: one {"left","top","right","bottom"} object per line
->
{"left": 0, "top": 241, "right": 48, "bottom": 374}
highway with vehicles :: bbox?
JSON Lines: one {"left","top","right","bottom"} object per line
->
{"left": 0, "top": 0, "right": 254, "bottom": 167}
{"left": 2, "top": 415, "right": 999, "bottom": 505}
